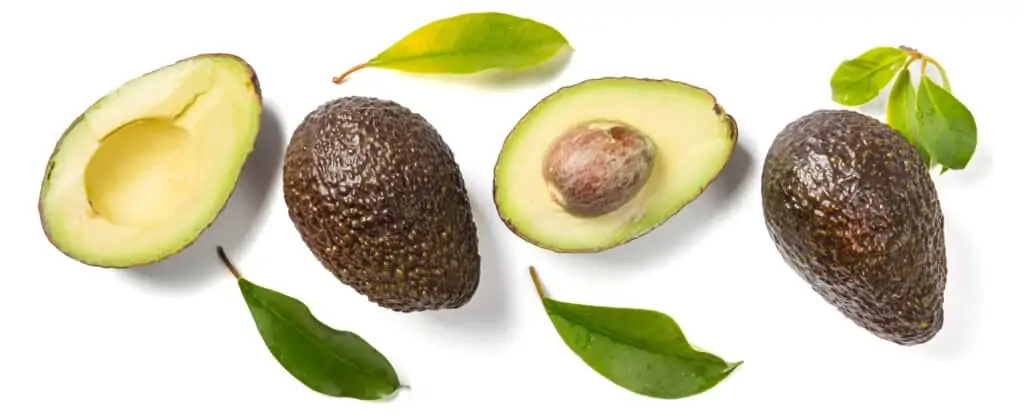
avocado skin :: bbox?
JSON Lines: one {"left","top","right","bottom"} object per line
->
{"left": 283, "top": 97, "right": 480, "bottom": 313}
{"left": 761, "top": 109, "right": 947, "bottom": 345}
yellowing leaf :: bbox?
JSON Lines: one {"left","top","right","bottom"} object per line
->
{"left": 333, "top": 12, "right": 572, "bottom": 83}
{"left": 830, "top": 46, "right": 908, "bottom": 106}
{"left": 886, "top": 67, "right": 929, "bottom": 166}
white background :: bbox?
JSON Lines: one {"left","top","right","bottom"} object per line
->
{"left": 1, "top": 0, "right": 1020, "bottom": 416}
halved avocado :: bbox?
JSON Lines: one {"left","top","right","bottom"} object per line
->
{"left": 38, "top": 54, "right": 263, "bottom": 268}
{"left": 493, "top": 77, "right": 737, "bottom": 253}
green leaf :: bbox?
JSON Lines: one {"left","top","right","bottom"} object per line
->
{"left": 217, "top": 247, "right": 402, "bottom": 400}
{"left": 830, "top": 46, "right": 909, "bottom": 106}
{"left": 886, "top": 67, "right": 930, "bottom": 166}
{"left": 332, "top": 12, "right": 572, "bottom": 83}
{"left": 529, "top": 267, "right": 741, "bottom": 399}
{"left": 932, "top": 61, "right": 952, "bottom": 91}
{"left": 915, "top": 75, "right": 978, "bottom": 171}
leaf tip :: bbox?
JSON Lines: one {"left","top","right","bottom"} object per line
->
{"left": 332, "top": 62, "right": 369, "bottom": 84}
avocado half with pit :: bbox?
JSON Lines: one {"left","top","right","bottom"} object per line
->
{"left": 37, "top": 54, "right": 263, "bottom": 268}
{"left": 493, "top": 77, "right": 737, "bottom": 253}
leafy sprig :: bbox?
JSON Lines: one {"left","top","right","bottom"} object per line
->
{"left": 829, "top": 45, "right": 977, "bottom": 173}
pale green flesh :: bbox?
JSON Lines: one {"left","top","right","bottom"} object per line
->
{"left": 493, "top": 78, "right": 736, "bottom": 252}
{"left": 39, "top": 55, "right": 262, "bottom": 267}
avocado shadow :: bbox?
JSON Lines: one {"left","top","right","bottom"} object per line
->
{"left": 122, "top": 104, "right": 287, "bottom": 292}
{"left": 419, "top": 197, "right": 512, "bottom": 337}
{"left": 565, "top": 138, "right": 755, "bottom": 268}
{"left": 922, "top": 221, "right": 981, "bottom": 358}
{"left": 400, "top": 48, "right": 574, "bottom": 90}
{"left": 946, "top": 144, "right": 993, "bottom": 188}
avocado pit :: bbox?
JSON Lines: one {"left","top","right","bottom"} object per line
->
{"left": 542, "top": 120, "right": 656, "bottom": 217}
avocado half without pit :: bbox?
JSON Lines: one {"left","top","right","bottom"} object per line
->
{"left": 493, "top": 77, "right": 738, "bottom": 253}
{"left": 282, "top": 96, "right": 481, "bottom": 313}
{"left": 37, "top": 54, "right": 263, "bottom": 268}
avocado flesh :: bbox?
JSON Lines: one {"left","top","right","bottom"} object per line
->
{"left": 282, "top": 97, "right": 480, "bottom": 313}
{"left": 38, "top": 54, "right": 262, "bottom": 268}
{"left": 493, "top": 77, "right": 737, "bottom": 252}
{"left": 761, "top": 109, "right": 946, "bottom": 345}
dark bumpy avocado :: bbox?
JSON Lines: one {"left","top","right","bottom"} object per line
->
{"left": 282, "top": 97, "right": 480, "bottom": 313}
{"left": 761, "top": 109, "right": 947, "bottom": 345}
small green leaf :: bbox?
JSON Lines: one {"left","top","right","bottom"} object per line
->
{"left": 887, "top": 67, "right": 930, "bottom": 166}
{"left": 830, "top": 46, "right": 909, "bottom": 106}
{"left": 529, "top": 267, "right": 741, "bottom": 399}
{"left": 915, "top": 75, "right": 977, "bottom": 171}
{"left": 217, "top": 247, "right": 402, "bottom": 400}
{"left": 333, "top": 12, "right": 571, "bottom": 83}
{"left": 932, "top": 61, "right": 952, "bottom": 91}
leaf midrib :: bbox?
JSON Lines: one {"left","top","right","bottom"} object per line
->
{"left": 846, "top": 55, "right": 904, "bottom": 85}
{"left": 546, "top": 301, "right": 710, "bottom": 363}
{"left": 371, "top": 39, "right": 565, "bottom": 67}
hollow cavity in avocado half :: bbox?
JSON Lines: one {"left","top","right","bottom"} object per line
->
{"left": 38, "top": 54, "right": 263, "bottom": 268}
{"left": 492, "top": 77, "right": 738, "bottom": 253}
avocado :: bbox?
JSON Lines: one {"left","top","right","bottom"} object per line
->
{"left": 38, "top": 54, "right": 263, "bottom": 268}
{"left": 761, "top": 109, "right": 947, "bottom": 345}
{"left": 282, "top": 96, "right": 480, "bottom": 313}
{"left": 492, "top": 77, "right": 738, "bottom": 253}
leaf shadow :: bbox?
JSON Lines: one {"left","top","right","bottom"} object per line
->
{"left": 944, "top": 143, "right": 993, "bottom": 188}
{"left": 558, "top": 137, "right": 755, "bottom": 271}
{"left": 400, "top": 47, "right": 574, "bottom": 90}
{"left": 857, "top": 82, "right": 894, "bottom": 117}
{"left": 122, "top": 103, "right": 287, "bottom": 291}
{"left": 418, "top": 194, "right": 512, "bottom": 338}
{"left": 922, "top": 220, "right": 981, "bottom": 358}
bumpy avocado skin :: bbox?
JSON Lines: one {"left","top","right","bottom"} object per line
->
{"left": 761, "top": 109, "right": 947, "bottom": 345}
{"left": 282, "top": 97, "right": 480, "bottom": 313}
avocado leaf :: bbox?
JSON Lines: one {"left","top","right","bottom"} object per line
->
{"left": 915, "top": 75, "right": 977, "bottom": 171}
{"left": 830, "top": 46, "right": 909, "bottom": 106}
{"left": 887, "top": 67, "right": 930, "bottom": 166}
{"left": 529, "top": 267, "right": 741, "bottom": 399}
{"left": 332, "top": 12, "right": 571, "bottom": 83}
{"left": 217, "top": 247, "right": 402, "bottom": 400}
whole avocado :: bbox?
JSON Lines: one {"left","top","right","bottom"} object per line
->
{"left": 761, "top": 109, "right": 947, "bottom": 345}
{"left": 282, "top": 96, "right": 480, "bottom": 313}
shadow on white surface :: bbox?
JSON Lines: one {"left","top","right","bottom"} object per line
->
{"left": 393, "top": 47, "right": 574, "bottom": 90}
{"left": 123, "top": 104, "right": 287, "bottom": 291}
{"left": 857, "top": 83, "right": 892, "bottom": 117}
{"left": 569, "top": 136, "right": 755, "bottom": 266}
{"left": 946, "top": 144, "right": 993, "bottom": 189}
{"left": 923, "top": 220, "right": 980, "bottom": 358}
{"left": 419, "top": 197, "right": 512, "bottom": 336}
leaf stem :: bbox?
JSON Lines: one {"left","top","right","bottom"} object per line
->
{"left": 528, "top": 266, "right": 547, "bottom": 299}
{"left": 216, "top": 246, "right": 243, "bottom": 281}
{"left": 898, "top": 45, "right": 951, "bottom": 91}
{"left": 332, "top": 62, "right": 368, "bottom": 84}
{"left": 927, "top": 59, "right": 951, "bottom": 91}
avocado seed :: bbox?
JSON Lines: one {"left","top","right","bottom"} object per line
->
{"left": 542, "top": 120, "right": 656, "bottom": 217}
